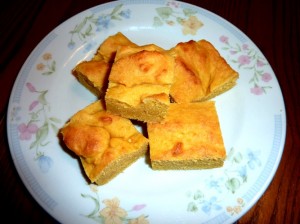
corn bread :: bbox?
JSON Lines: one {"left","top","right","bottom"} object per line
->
{"left": 60, "top": 100, "right": 149, "bottom": 185}
{"left": 147, "top": 101, "right": 226, "bottom": 170}
{"left": 73, "top": 32, "right": 138, "bottom": 97}
{"left": 169, "top": 40, "right": 239, "bottom": 103}
{"left": 93, "top": 32, "right": 138, "bottom": 62}
{"left": 105, "top": 44, "right": 175, "bottom": 122}
{"left": 72, "top": 60, "right": 111, "bottom": 98}
{"left": 62, "top": 32, "right": 237, "bottom": 185}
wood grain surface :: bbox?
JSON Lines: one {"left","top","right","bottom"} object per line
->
{"left": 0, "top": 0, "right": 299, "bottom": 223}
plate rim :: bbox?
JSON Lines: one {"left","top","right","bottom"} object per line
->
{"left": 6, "top": 0, "right": 287, "bottom": 223}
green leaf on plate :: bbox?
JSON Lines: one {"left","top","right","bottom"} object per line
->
{"left": 187, "top": 202, "right": 198, "bottom": 212}
{"left": 226, "top": 178, "right": 241, "bottom": 193}
{"left": 183, "top": 8, "right": 197, "bottom": 17}
{"left": 153, "top": 16, "right": 163, "bottom": 26}
{"left": 156, "top": 7, "right": 173, "bottom": 19}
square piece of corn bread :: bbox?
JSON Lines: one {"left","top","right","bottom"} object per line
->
{"left": 72, "top": 32, "right": 138, "bottom": 98}
{"left": 72, "top": 60, "right": 111, "bottom": 98}
{"left": 60, "top": 100, "right": 149, "bottom": 185}
{"left": 105, "top": 44, "right": 175, "bottom": 122}
{"left": 147, "top": 101, "right": 226, "bottom": 170}
{"left": 169, "top": 40, "right": 239, "bottom": 103}
{"left": 93, "top": 32, "right": 138, "bottom": 63}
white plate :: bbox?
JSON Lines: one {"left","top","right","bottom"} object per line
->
{"left": 7, "top": 1, "right": 286, "bottom": 223}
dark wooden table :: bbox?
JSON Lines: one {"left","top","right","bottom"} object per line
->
{"left": 1, "top": 0, "right": 299, "bottom": 223}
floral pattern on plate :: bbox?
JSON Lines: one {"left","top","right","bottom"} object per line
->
{"left": 36, "top": 53, "right": 56, "bottom": 75}
{"left": 186, "top": 147, "right": 262, "bottom": 217}
{"left": 6, "top": 1, "right": 285, "bottom": 224}
{"left": 82, "top": 184, "right": 149, "bottom": 224}
{"left": 226, "top": 198, "right": 246, "bottom": 216}
{"left": 219, "top": 35, "right": 273, "bottom": 95}
{"left": 67, "top": 4, "right": 131, "bottom": 50}
{"left": 153, "top": 0, "right": 203, "bottom": 35}
{"left": 17, "top": 82, "right": 61, "bottom": 173}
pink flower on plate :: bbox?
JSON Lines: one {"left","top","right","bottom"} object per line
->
{"left": 250, "top": 86, "right": 264, "bottom": 95}
{"left": 238, "top": 55, "right": 251, "bottom": 66}
{"left": 262, "top": 72, "right": 272, "bottom": 82}
{"left": 167, "top": 0, "right": 180, "bottom": 8}
{"left": 220, "top": 35, "right": 229, "bottom": 44}
{"left": 257, "top": 59, "right": 266, "bottom": 67}
{"left": 18, "top": 123, "right": 38, "bottom": 140}
{"left": 29, "top": 100, "right": 39, "bottom": 111}
{"left": 131, "top": 204, "right": 146, "bottom": 211}
{"left": 26, "top": 82, "right": 37, "bottom": 92}
{"left": 242, "top": 43, "right": 249, "bottom": 51}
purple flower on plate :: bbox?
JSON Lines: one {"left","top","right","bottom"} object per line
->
{"left": 38, "top": 155, "right": 53, "bottom": 173}
{"left": 18, "top": 123, "right": 38, "bottom": 140}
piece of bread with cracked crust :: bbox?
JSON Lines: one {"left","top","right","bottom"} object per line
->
{"left": 147, "top": 101, "right": 226, "bottom": 170}
{"left": 169, "top": 40, "right": 239, "bottom": 103}
{"left": 72, "top": 60, "right": 111, "bottom": 98}
{"left": 60, "top": 100, "right": 149, "bottom": 185}
{"left": 72, "top": 32, "right": 138, "bottom": 98}
{"left": 105, "top": 44, "right": 175, "bottom": 122}
{"left": 93, "top": 32, "right": 138, "bottom": 62}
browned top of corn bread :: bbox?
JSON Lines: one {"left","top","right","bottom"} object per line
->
{"left": 93, "top": 32, "right": 138, "bottom": 63}
{"left": 169, "top": 40, "right": 239, "bottom": 103}
{"left": 105, "top": 44, "right": 175, "bottom": 122}
{"left": 147, "top": 101, "right": 226, "bottom": 169}
{"left": 60, "top": 100, "right": 148, "bottom": 185}
{"left": 72, "top": 60, "right": 111, "bottom": 98}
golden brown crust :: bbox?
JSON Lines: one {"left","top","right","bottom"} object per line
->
{"left": 93, "top": 32, "right": 138, "bottom": 63}
{"left": 105, "top": 44, "right": 175, "bottom": 122}
{"left": 62, "top": 33, "right": 235, "bottom": 184}
{"left": 60, "top": 100, "right": 149, "bottom": 185}
{"left": 73, "top": 32, "right": 138, "bottom": 98}
{"left": 72, "top": 60, "right": 111, "bottom": 98}
{"left": 110, "top": 48, "right": 172, "bottom": 86}
{"left": 114, "top": 44, "right": 165, "bottom": 61}
{"left": 147, "top": 101, "right": 226, "bottom": 170}
{"left": 169, "top": 40, "right": 239, "bottom": 103}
